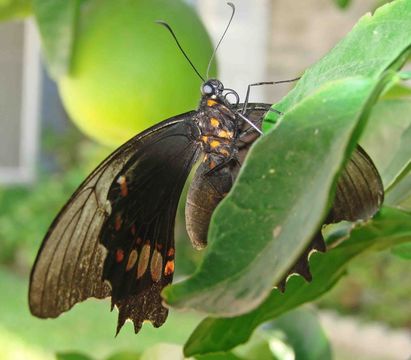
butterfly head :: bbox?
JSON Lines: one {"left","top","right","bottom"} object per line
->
{"left": 201, "top": 79, "right": 240, "bottom": 106}
{"left": 201, "top": 79, "right": 224, "bottom": 98}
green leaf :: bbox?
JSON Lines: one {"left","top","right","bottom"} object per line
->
{"left": 139, "top": 344, "right": 182, "bottom": 360}
{"left": 263, "top": 308, "right": 332, "bottom": 360}
{"left": 382, "top": 83, "right": 411, "bottom": 99}
{"left": 32, "top": 0, "right": 80, "bottom": 79}
{"left": 334, "top": 0, "right": 351, "bottom": 9}
{"left": 57, "top": 353, "right": 94, "bottom": 360}
{"left": 391, "top": 241, "right": 411, "bottom": 260}
{"left": 385, "top": 173, "right": 411, "bottom": 210}
{"left": 264, "top": 0, "right": 411, "bottom": 128}
{"left": 0, "top": 0, "right": 31, "bottom": 21}
{"left": 195, "top": 352, "right": 245, "bottom": 360}
{"left": 164, "top": 75, "right": 385, "bottom": 315}
{"left": 399, "top": 70, "right": 411, "bottom": 80}
{"left": 360, "top": 98, "right": 411, "bottom": 189}
{"left": 183, "top": 207, "right": 411, "bottom": 356}
{"left": 105, "top": 352, "right": 141, "bottom": 360}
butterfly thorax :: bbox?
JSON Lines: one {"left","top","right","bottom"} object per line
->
{"left": 195, "top": 96, "right": 239, "bottom": 171}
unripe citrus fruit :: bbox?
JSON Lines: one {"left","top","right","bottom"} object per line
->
{"left": 58, "top": 0, "right": 215, "bottom": 147}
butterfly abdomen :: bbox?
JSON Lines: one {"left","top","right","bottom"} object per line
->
{"left": 185, "top": 160, "right": 234, "bottom": 249}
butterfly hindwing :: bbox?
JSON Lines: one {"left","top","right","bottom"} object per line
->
{"left": 29, "top": 111, "right": 200, "bottom": 333}
{"left": 100, "top": 122, "right": 200, "bottom": 333}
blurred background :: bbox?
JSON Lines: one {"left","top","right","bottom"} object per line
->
{"left": 0, "top": 0, "right": 410, "bottom": 359}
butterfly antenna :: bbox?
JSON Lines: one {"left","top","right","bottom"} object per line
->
{"left": 156, "top": 20, "right": 205, "bottom": 82}
{"left": 205, "top": 2, "right": 235, "bottom": 79}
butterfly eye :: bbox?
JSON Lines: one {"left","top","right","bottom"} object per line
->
{"left": 201, "top": 83, "right": 214, "bottom": 95}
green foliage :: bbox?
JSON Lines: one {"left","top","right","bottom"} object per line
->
{"left": 334, "top": 0, "right": 351, "bottom": 9}
{"left": 0, "top": 0, "right": 31, "bottom": 21}
{"left": 317, "top": 249, "right": 411, "bottom": 328}
{"left": 183, "top": 208, "right": 411, "bottom": 356}
{"left": 392, "top": 242, "right": 411, "bottom": 260}
{"left": 0, "top": 129, "right": 98, "bottom": 266}
{"left": 0, "top": 170, "right": 85, "bottom": 266}
{"left": 57, "top": 353, "right": 94, "bottom": 360}
{"left": 262, "top": 308, "right": 332, "bottom": 360}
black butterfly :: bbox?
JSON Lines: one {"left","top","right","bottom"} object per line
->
{"left": 29, "top": 5, "right": 383, "bottom": 335}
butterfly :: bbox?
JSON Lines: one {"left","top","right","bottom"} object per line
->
{"left": 29, "top": 4, "right": 384, "bottom": 335}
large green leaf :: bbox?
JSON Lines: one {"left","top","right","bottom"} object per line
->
{"left": 32, "top": 0, "right": 80, "bottom": 79}
{"left": 164, "top": 75, "right": 385, "bottom": 315}
{"left": 183, "top": 207, "right": 411, "bottom": 356}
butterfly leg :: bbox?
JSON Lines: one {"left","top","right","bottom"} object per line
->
{"left": 241, "top": 77, "right": 300, "bottom": 115}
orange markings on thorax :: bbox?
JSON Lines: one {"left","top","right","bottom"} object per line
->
{"left": 210, "top": 117, "right": 220, "bottom": 127}
{"left": 217, "top": 129, "right": 233, "bottom": 139}
{"left": 209, "top": 140, "right": 221, "bottom": 149}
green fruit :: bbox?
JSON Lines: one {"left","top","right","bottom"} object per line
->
{"left": 58, "top": 0, "right": 215, "bottom": 147}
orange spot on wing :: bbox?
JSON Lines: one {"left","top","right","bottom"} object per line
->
{"left": 167, "top": 248, "right": 175, "bottom": 257}
{"left": 207, "top": 99, "right": 217, "bottom": 106}
{"left": 115, "top": 249, "right": 124, "bottom": 263}
{"left": 164, "top": 260, "right": 175, "bottom": 276}
{"left": 201, "top": 135, "right": 208, "bottom": 143}
{"left": 117, "top": 175, "right": 128, "bottom": 197}
{"left": 209, "top": 160, "right": 216, "bottom": 169}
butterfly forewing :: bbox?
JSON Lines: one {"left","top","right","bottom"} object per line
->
{"left": 29, "top": 111, "right": 199, "bottom": 332}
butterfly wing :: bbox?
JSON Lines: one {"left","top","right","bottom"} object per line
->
{"left": 29, "top": 111, "right": 200, "bottom": 333}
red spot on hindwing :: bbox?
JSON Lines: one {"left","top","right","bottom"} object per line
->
{"left": 114, "top": 213, "right": 122, "bottom": 231}
{"left": 164, "top": 260, "right": 174, "bottom": 276}
{"left": 115, "top": 249, "right": 124, "bottom": 263}
{"left": 167, "top": 248, "right": 175, "bottom": 258}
